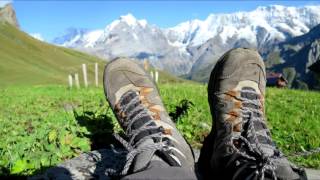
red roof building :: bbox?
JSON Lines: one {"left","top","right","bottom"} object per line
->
{"left": 267, "top": 72, "right": 288, "bottom": 88}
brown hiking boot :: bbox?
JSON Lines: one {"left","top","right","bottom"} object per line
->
{"left": 198, "top": 48, "right": 306, "bottom": 179}
{"left": 103, "top": 58, "right": 195, "bottom": 178}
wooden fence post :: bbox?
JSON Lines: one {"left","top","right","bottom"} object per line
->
{"left": 95, "top": 63, "right": 98, "bottom": 87}
{"left": 68, "top": 74, "right": 73, "bottom": 89}
{"left": 150, "top": 71, "right": 154, "bottom": 80}
{"left": 75, "top": 73, "right": 80, "bottom": 89}
{"left": 155, "top": 70, "right": 159, "bottom": 83}
{"left": 82, "top": 64, "right": 88, "bottom": 88}
{"left": 144, "top": 59, "right": 149, "bottom": 71}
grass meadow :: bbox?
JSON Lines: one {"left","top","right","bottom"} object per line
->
{"left": 0, "top": 83, "right": 320, "bottom": 176}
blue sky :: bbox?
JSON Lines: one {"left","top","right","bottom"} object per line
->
{"left": 3, "top": 0, "right": 320, "bottom": 41}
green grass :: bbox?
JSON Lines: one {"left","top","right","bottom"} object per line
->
{"left": 266, "top": 88, "right": 320, "bottom": 167}
{"left": 0, "top": 84, "right": 320, "bottom": 176}
{"left": 0, "top": 22, "right": 106, "bottom": 88}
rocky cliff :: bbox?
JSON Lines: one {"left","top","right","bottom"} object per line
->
{"left": 0, "top": 3, "right": 19, "bottom": 28}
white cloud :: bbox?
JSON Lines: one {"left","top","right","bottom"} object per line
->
{"left": 30, "top": 33, "right": 44, "bottom": 41}
{"left": 0, "top": 0, "right": 12, "bottom": 8}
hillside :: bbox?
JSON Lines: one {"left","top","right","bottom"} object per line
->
{"left": 0, "top": 21, "right": 106, "bottom": 87}
{"left": 264, "top": 24, "right": 320, "bottom": 89}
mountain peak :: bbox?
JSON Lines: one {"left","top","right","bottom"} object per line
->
{"left": 120, "top": 13, "right": 138, "bottom": 26}
{"left": 119, "top": 13, "right": 148, "bottom": 28}
{"left": 0, "top": 3, "right": 19, "bottom": 28}
{"left": 256, "top": 4, "right": 286, "bottom": 11}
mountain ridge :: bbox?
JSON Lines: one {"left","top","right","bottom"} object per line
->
{"left": 53, "top": 5, "right": 320, "bottom": 78}
{"left": 167, "top": 5, "right": 320, "bottom": 47}
{"left": 54, "top": 13, "right": 194, "bottom": 75}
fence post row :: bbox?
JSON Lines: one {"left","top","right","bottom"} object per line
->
{"left": 149, "top": 70, "right": 159, "bottom": 83}
{"left": 69, "top": 62, "right": 155, "bottom": 88}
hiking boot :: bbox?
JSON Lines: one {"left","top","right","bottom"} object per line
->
{"left": 198, "top": 48, "right": 307, "bottom": 179}
{"left": 103, "top": 58, "right": 195, "bottom": 178}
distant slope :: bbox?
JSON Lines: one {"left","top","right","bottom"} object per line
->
{"left": 264, "top": 24, "right": 320, "bottom": 89}
{"left": 0, "top": 21, "right": 106, "bottom": 87}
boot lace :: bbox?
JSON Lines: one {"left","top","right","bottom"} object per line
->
{"left": 105, "top": 90, "right": 177, "bottom": 176}
{"left": 228, "top": 88, "right": 278, "bottom": 180}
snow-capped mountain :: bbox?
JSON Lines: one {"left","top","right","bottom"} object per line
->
{"left": 54, "top": 14, "right": 194, "bottom": 74}
{"left": 166, "top": 5, "right": 320, "bottom": 48}
{"left": 53, "top": 5, "right": 320, "bottom": 76}
{"left": 94, "top": 14, "right": 172, "bottom": 59}
{"left": 53, "top": 28, "right": 103, "bottom": 48}
{"left": 170, "top": 5, "right": 320, "bottom": 78}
